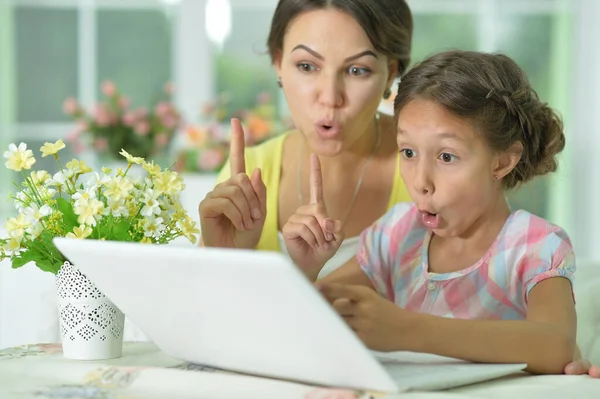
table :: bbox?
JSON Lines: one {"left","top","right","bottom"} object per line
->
{"left": 0, "top": 342, "right": 598, "bottom": 399}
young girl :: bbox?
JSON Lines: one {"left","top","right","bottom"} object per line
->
{"left": 282, "top": 50, "right": 592, "bottom": 375}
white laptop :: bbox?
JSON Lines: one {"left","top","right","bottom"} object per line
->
{"left": 53, "top": 238, "right": 526, "bottom": 394}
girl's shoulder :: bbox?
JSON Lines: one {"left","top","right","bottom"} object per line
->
{"left": 500, "top": 210, "right": 574, "bottom": 266}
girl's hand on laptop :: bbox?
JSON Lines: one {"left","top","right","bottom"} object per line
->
{"left": 318, "top": 283, "right": 406, "bottom": 352}
{"left": 199, "top": 118, "right": 267, "bottom": 249}
{"left": 283, "top": 154, "right": 344, "bottom": 280}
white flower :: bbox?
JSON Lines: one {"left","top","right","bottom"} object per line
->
{"left": 26, "top": 222, "right": 44, "bottom": 239}
{"left": 85, "top": 172, "right": 111, "bottom": 188}
{"left": 73, "top": 198, "right": 104, "bottom": 226}
{"left": 13, "top": 191, "right": 29, "bottom": 211}
{"left": 104, "top": 176, "right": 134, "bottom": 201}
{"left": 45, "top": 171, "right": 69, "bottom": 188}
{"left": 143, "top": 217, "right": 165, "bottom": 239}
{"left": 104, "top": 197, "right": 129, "bottom": 218}
{"left": 140, "top": 189, "right": 161, "bottom": 217}
{"left": 22, "top": 203, "right": 52, "bottom": 224}
{"left": 72, "top": 187, "right": 97, "bottom": 207}
{"left": 3, "top": 143, "right": 36, "bottom": 171}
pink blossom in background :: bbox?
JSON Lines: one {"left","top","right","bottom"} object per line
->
{"left": 201, "top": 103, "right": 214, "bottom": 116}
{"left": 135, "top": 107, "right": 148, "bottom": 119}
{"left": 94, "top": 104, "right": 113, "bottom": 127}
{"left": 123, "top": 111, "right": 138, "bottom": 126}
{"left": 161, "top": 115, "right": 179, "bottom": 129}
{"left": 198, "top": 148, "right": 224, "bottom": 171}
{"left": 93, "top": 138, "right": 108, "bottom": 151}
{"left": 119, "top": 96, "right": 131, "bottom": 109}
{"left": 134, "top": 121, "right": 150, "bottom": 136}
{"left": 257, "top": 91, "right": 271, "bottom": 105}
{"left": 62, "top": 97, "right": 79, "bottom": 115}
{"left": 155, "top": 102, "right": 171, "bottom": 117}
{"left": 65, "top": 129, "right": 81, "bottom": 143}
{"left": 72, "top": 139, "right": 85, "bottom": 155}
{"left": 101, "top": 80, "right": 117, "bottom": 97}
{"left": 164, "top": 82, "right": 175, "bottom": 95}
{"left": 155, "top": 133, "right": 169, "bottom": 148}
{"left": 76, "top": 121, "right": 89, "bottom": 134}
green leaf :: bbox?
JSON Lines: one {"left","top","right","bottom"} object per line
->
{"left": 35, "top": 259, "right": 61, "bottom": 274}
{"left": 11, "top": 249, "right": 37, "bottom": 269}
{"left": 112, "top": 219, "right": 132, "bottom": 241}
{"left": 57, "top": 197, "right": 78, "bottom": 231}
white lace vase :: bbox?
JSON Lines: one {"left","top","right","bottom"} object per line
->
{"left": 56, "top": 261, "right": 125, "bottom": 360}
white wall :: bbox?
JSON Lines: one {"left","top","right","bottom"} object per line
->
{"left": 569, "top": 0, "right": 600, "bottom": 261}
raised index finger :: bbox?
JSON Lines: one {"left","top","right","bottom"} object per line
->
{"left": 229, "top": 118, "right": 246, "bottom": 175}
{"left": 309, "top": 153, "right": 324, "bottom": 204}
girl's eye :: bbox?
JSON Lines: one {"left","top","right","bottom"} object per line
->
{"left": 440, "top": 153, "right": 456, "bottom": 163}
{"left": 297, "top": 63, "right": 316, "bottom": 73}
{"left": 348, "top": 66, "right": 371, "bottom": 76}
{"left": 401, "top": 149, "right": 415, "bottom": 159}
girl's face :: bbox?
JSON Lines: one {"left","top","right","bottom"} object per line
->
{"left": 396, "top": 98, "right": 515, "bottom": 238}
{"left": 274, "top": 9, "right": 397, "bottom": 156}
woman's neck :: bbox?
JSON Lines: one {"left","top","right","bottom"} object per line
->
{"left": 304, "top": 113, "right": 391, "bottom": 178}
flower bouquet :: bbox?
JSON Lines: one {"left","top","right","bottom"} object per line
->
{"left": 0, "top": 140, "right": 199, "bottom": 360}
{"left": 63, "top": 81, "right": 182, "bottom": 161}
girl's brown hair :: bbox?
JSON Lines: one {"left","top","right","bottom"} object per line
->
{"left": 394, "top": 50, "right": 565, "bottom": 189}
{"left": 267, "top": 0, "right": 413, "bottom": 76}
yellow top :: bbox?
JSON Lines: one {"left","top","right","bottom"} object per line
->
{"left": 215, "top": 132, "right": 411, "bottom": 251}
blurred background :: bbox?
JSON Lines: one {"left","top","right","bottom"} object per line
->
{"left": 0, "top": 0, "right": 599, "bottom": 261}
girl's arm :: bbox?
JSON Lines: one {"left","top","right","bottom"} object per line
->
{"left": 405, "top": 277, "right": 576, "bottom": 374}
{"left": 320, "top": 277, "right": 576, "bottom": 375}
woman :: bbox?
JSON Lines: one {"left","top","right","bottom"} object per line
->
{"left": 198, "top": 0, "right": 597, "bottom": 376}
{"left": 199, "top": 0, "right": 412, "bottom": 278}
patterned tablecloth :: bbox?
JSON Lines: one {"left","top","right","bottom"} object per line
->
{"left": 0, "top": 342, "right": 598, "bottom": 399}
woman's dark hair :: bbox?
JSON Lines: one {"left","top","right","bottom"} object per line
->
{"left": 394, "top": 50, "right": 565, "bottom": 189}
{"left": 267, "top": 0, "right": 413, "bottom": 76}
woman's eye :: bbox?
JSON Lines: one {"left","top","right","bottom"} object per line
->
{"left": 401, "top": 149, "right": 415, "bottom": 159}
{"left": 297, "top": 63, "right": 316, "bottom": 73}
{"left": 440, "top": 153, "right": 456, "bottom": 163}
{"left": 348, "top": 66, "right": 371, "bottom": 76}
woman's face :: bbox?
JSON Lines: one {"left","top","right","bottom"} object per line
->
{"left": 274, "top": 8, "right": 397, "bottom": 156}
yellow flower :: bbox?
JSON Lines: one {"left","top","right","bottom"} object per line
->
{"left": 153, "top": 170, "right": 184, "bottom": 196}
{"left": 66, "top": 159, "right": 93, "bottom": 174}
{"left": 178, "top": 216, "right": 200, "bottom": 244}
{"left": 3, "top": 143, "right": 36, "bottom": 171}
{"left": 140, "top": 237, "right": 153, "bottom": 244}
{"left": 30, "top": 170, "right": 51, "bottom": 185}
{"left": 104, "top": 176, "right": 134, "bottom": 201}
{"left": 5, "top": 214, "right": 30, "bottom": 240}
{"left": 142, "top": 161, "right": 161, "bottom": 175}
{"left": 74, "top": 198, "right": 104, "bottom": 226}
{"left": 40, "top": 139, "right": 66, "bottom": 157}
{"left": 66, "top": 225, "right": 93, "bottom": 239}
{"left": 3, "top": 237, "right": 23, "bottom": 255}
{"left": 119, "top": 149, "right": 144, "bottom": 165}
